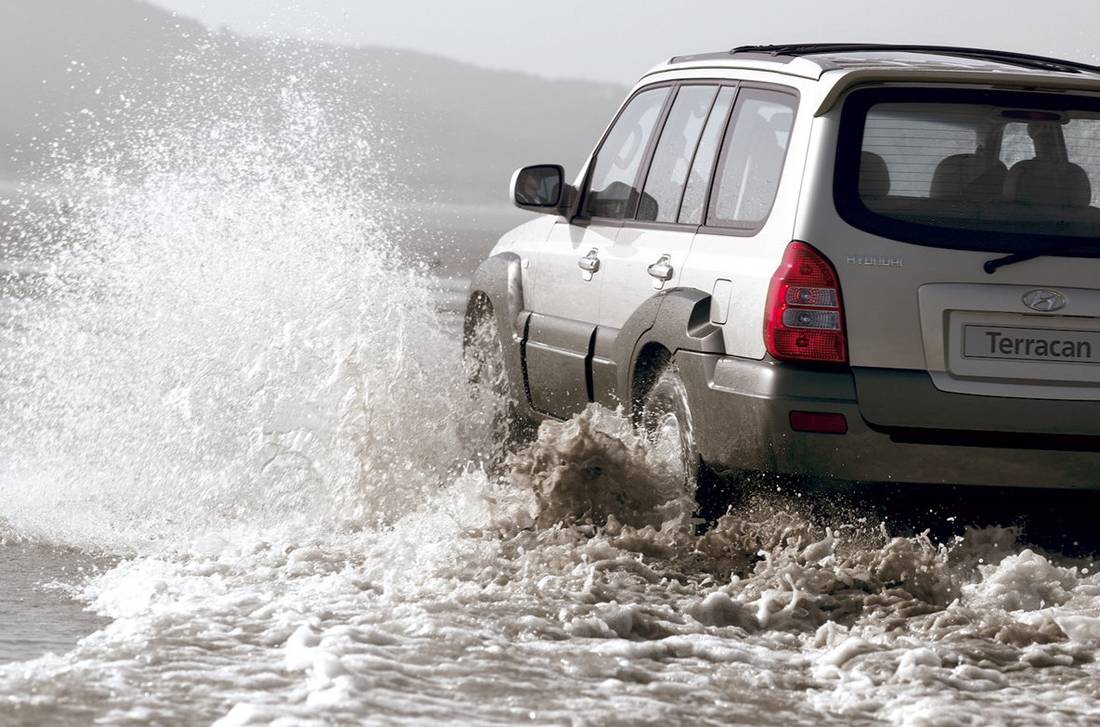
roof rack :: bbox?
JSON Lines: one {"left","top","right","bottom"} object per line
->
{"left": 729, "top": 44, "right": 1100, "bottom": 76}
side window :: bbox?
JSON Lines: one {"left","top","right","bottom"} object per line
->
{"left": 637, "top": 85, "right": 719, "bottom": 223}
{"left": 584, "top": 87, "right": 671, "bottom": 219}
{"left": 708, "top": 89, "right": 797, "bottom": 229}
{"left": 679, "top": 86, "right": 737, "bottom": 225}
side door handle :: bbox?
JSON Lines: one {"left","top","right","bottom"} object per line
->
{"left": 647, "top": 255, "right": 674, "bottom": 285}
{"left": 577, "top": 248, "right": 601, "bottom": 280}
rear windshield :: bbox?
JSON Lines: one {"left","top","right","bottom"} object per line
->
{"left": 836, "top": 87, "right": 1100, "bottom": 255}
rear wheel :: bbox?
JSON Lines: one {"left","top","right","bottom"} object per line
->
{"left": 638, "top": 366, "right": 730, "bottom": 525}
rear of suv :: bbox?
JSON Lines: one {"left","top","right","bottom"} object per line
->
{"left": 464, "top": 44, "right": 1100, "bottom": 506}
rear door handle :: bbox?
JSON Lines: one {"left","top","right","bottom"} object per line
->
{"left": 577, "top": 248, "right": 601, "bottom": 278}
{"left": 647, "top": 255, "right": 673, "bottom": 282}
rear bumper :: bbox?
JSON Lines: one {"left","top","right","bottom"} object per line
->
{"left": 677, "top": 352, "right": 1100, "bottom": 490}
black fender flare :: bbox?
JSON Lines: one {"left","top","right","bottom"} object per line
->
{"left": 465, "top": 252, "right": 531, "bottom": 411}
{"left": 612, "top": 287, "right": 725, "bottom": 411}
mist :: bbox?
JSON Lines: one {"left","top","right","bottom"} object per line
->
{"left": 150, "top": 0, "right": 1100, "bottom": 83}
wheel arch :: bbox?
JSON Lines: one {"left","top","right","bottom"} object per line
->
{"left": 613, "top": 287, "right": 726, "bottom": 415}
{"left": 630, "top": 342, "right": 672, "bottom": 420}
{"left": 466, "top": 253, "right": 525, "bottom": 338}
{"left": 465, "top": 252, "right": 532, "bottom": 414}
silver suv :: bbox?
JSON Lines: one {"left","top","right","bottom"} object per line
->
{"left": 465, "top": 44, "right": 1100, "bottom": 512}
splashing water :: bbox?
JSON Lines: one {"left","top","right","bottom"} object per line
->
{"left": 0, "top": 38, "right": 1099, "bottom": 727}
{"left": 0, "top": 41, "right": 500, "bottom": 550}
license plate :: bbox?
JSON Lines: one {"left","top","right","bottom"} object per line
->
{"left": 963, "top": 325, "right": 1100, "bottom": 365}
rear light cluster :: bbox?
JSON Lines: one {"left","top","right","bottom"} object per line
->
{"left": 765, "top": 242, "right": 848, "bottom": 364}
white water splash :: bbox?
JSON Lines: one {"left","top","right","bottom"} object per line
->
{"left": 0, "top": 44, "right": 499, "bottom": 551}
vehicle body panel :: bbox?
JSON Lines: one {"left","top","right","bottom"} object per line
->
{"left": 521, "top": 220, "right": 617, "bottom": 418}
{"left": 599, "top": 225, "right": 693, "bottom": 330}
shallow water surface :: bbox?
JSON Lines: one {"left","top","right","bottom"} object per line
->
{"left": 0, "top": 544, "right": 109, "bottom": 662}
{"left": 5, "top": 450, "right": 1100, "bottom": 726}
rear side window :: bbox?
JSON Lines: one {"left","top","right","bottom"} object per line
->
{"left": 708, "top": 89, "right": 797, "bottom": 229}
{"left": 584, "top": 87, "right": 670, "bottom": 219}
{"left": 637, "top": 85, "right": 719, "bottom": 223}
{"left": 838, "top": 87, "right": 1100, "bottom": 255}
{"left": 679, "top": 87, "right": 737, "bottom": 225}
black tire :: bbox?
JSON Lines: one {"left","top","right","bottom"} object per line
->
{"left": 462, "top": 299, "right": 508, "bottom": 397}
{"left": 638, "top": 366, "right": 732, "bottom": 526}
{"left": 462, "top": 298, "right": 529, "bottom": 468}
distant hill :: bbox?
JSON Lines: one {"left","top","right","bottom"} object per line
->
{"left": 0, "top": 0, "right": 626, "bottom": 205}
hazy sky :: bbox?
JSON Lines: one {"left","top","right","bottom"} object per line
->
{"left": 149, "top": 0, "right": 1099, "bottom": 84}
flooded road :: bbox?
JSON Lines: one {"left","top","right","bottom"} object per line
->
{"left": 1, "top": 43, "right": 1099, "bottom": 727}
{"left": 3, "top": 425, "right": 1100, "bottom": 726}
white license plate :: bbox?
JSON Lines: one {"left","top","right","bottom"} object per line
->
{"left": 963, "top": 325, "right": 1100, "bottom": 365}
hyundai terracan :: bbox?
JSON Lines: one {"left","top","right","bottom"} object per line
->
{"left": 464, "top": 44, "right": 1100, "bottom": 513}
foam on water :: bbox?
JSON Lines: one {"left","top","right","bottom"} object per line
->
{"left": 5, "top": 413, "right": 1100, "bottom": 724}
{"left": 0, "top": 37, "right": 1099, "bottom": 727}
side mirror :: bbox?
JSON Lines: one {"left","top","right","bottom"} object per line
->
{"left": 510, "top": 164, "right": 573, "bottom": 215}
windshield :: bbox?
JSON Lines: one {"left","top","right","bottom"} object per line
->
{"left": 836, "top": 87, "right": 1100, "bottom": 254}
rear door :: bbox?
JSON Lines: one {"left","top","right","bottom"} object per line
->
{"left": 598, "top": 85, "right": 732, "bottom": 330}
{"left": 523, "top": 85, "right": 671, "bottom": 418}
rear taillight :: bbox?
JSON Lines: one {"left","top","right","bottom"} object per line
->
{"left": 765, "top": 242, "right": 848, "bottom": 364}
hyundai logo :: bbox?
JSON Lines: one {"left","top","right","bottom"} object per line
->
{"left": 1022, "top": 289, "right": 1067, "bottom": 312}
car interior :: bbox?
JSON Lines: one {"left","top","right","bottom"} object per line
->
{"left": 858, "top": 107, "right": 1100, "bottom": 236}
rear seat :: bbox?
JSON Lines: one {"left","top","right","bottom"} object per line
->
{"left": 998, "top": 159, "right": 1100, "bottom": 227}
{"left": 931, "top": 153, "right": 1008, "bottom": 203}
{"left": 1004, "top": 159, "right": 1092, "bottom": 208}
{"left": 863, "top": 152, "right": 1100, "bottom": 230}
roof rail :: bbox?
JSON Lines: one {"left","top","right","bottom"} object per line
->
{"left": 729, "top": 44, "right": 1100, "bottom": 75}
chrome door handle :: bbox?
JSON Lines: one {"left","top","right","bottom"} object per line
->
{"left": 577, "top": 249, "right": 601, "bottom": 274}
{"left": 647, "top": 255, "right": 673, "bottom": 281}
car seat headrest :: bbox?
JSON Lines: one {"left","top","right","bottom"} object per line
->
{"left": 1005, "top": 159, "right": 1092, "bottom": 207}
{"left": 931, "top": 154, "right": 1008, "bottom": 201}
{"left": 859, "top": 151, "right": 890, "bottom": 199}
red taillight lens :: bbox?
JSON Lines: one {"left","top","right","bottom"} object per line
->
{"left": 789, "top": 411, "right": 848, "bottom": 434}
{"left": 765, "top": 242, "right": 848, "bottom": 364}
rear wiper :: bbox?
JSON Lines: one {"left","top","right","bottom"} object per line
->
{"left": 983, "top": 241, "right": 1100, "bottom": 274}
